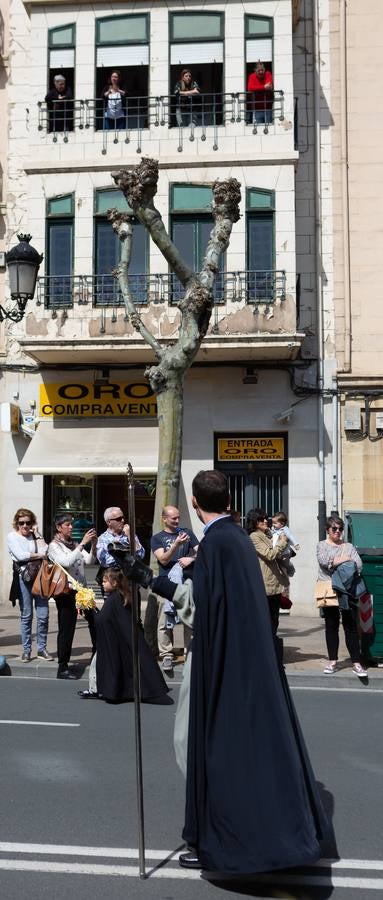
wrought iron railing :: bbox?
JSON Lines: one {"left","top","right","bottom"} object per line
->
{"left": 37, "top": 91, "right": 286, "bottom": 150}
{"left": 37, "top": 99, "right": 84, "bottom": 142}
{"left": 36, "top": 270, "right": 287, "bottom": 311}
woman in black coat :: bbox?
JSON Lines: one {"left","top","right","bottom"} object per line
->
{"left": 94, "top": 569, "right": 172, "bottom": 704}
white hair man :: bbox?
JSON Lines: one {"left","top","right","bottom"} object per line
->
{"left": 96, "top": 506, "right": 144, "bottom": 569}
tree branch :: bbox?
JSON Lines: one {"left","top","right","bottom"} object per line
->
{"left": 112, "top": 159, "right": 194, "bottom": 287}
{"left": 108, "top": 210, "right": 163, "bottom": 359}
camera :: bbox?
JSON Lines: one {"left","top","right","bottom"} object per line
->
{"left": 107, "top": 543, "right": 153, "bottom": 589}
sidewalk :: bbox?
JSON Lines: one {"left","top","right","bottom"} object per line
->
{"left": 1, "top": 604, "right": 383, "bottom": 688}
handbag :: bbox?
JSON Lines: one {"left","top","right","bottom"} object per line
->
{"left": 315, "top": 579, "right": 339, "bottom": 608}
{"left": 32, "top": 559, "right": 71, "bottom": 598}
{"left": 18, "top": 538, "right": 41, "bottom": 584}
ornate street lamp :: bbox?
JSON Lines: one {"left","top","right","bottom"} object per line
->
{"left": 2, "top": 234, "right": 43, "bottom": 323}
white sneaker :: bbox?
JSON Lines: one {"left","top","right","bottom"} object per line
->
{"left": 352, "top": 663, "right": 367, "bottom": 678}
{"left": 323, "top": 662, "right": 338, "bottom": 674}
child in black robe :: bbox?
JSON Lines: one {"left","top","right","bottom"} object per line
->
{"left": 79, "top": 568, "right": 172, "bottom": 705}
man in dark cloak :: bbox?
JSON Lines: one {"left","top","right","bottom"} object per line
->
{"left": 174, "top": 469, "right": 328, "bottom": 874}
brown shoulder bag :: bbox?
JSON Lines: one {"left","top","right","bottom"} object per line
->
{"left": 32, "top": 559, "right": 71, "bottom": 598}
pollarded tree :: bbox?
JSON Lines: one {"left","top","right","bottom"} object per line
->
{"left": 109, "top": 158, "right": 240, "bottom": 531}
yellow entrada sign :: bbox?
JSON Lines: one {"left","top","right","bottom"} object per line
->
{"left": 40, "top": 382, "right": 157, "bottom": 418}
{"left": 217, "top": 437, "right": 285, "bottom": 461}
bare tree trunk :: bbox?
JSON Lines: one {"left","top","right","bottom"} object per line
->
{"left": 109, "top": 159, "right": 240, "bottom": 518}
{"left": 153, "top": 372, "right": 183, "bottom": 531}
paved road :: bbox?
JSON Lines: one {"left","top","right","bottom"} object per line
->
{"left": 0, "top": 675, "right": 383, "bottom": 899}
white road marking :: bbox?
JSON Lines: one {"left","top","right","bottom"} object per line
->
{"left": 0, "top": 859, "right": 382, "bottom": 888}
{"left": 290, "top": 685, "right": 382, "bottom": 694}
{"left": 0, "top": 720, "right": 80, "bottom": 727}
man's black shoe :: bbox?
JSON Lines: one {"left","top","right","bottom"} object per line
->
{"left": 179, "top": 850, "right": 201, "bottom": 869}
{"left": 57, "top": 667, "right": 78, "bottom": 680}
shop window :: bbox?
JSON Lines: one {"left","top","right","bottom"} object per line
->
{"left": 170, "top": 12, "right": 224, "bottom": 127}
{"left": 170, "top": 184, "right": 224, "bottom": 301}
{"left": 45, "top": 194, "right": 74, "bottom": 308}
{"left": 95, "top": 14, "right": 149, "bottom": 130}
{"left": 246, "top": 189, "right": 275, "bottom": 302}
{"left": 94, "top": 189, "right": 148, "bottom": 305}
{"left": 51, "top": 476, "right": 95, "bottom": 541}
{"left": 47, "top": 24, "right": 75, "bottom": 129}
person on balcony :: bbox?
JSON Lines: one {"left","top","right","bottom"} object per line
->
{"left": 247, "top": 60, "right": 273, "bottom": 125}
{"left": 174, "top": 68, "right": 201, "bottom": 127}
{"left": 45, "top": 74, "right": 73, "bottom": 133}
{"left": 103, "top": 70, "right": 126, "bottom": 130}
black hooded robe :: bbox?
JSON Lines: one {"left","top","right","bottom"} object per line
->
{"left": 95, "top": 591, "right": 171, "bottom": 704}
{"left": 183, "top": 516, "right": 328, "bottom": 874}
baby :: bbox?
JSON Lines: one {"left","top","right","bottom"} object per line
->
{"left": 271, "top": 511, "right": 300, "bottom": 577}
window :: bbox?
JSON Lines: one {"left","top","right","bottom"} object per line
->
{"left": 245, "top": 16, "right": 274, "bottom": 124}
{"left": 94, "top": 189, "right": 148, "bottom": 305}
{"left": 170, "top": 184, "right": 224, "bottom": 302}
{"left": 170, "top": 12, "right": 224, "bottom": 127}
{"left": 246, "top": 189, "right": 275, "bottom": 302}
{"left": 47, "top": 24, "right": 75, "bottom": 128}
{"left": 95, "top": 15, "right": 149, "bottom": 131}
{"left": 46, "top": 195, "right": 74, "bottom": 308}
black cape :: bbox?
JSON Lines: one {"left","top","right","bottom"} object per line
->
{"left": 183, "top": 516, "right": 328, "bottom": 874}
{"left": 95, "top": 591, "right": 172, "bottom": 704}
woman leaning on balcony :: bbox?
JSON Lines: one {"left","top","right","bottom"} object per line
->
{"left": 174, "top": 68, "right": 201, "bottom": 127}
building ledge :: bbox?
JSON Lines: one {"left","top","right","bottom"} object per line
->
{"left": 19, "top": 333, "right": 304, "bottom": 366}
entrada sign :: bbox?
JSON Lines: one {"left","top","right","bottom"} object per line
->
{"left": 40, "top": 382, "right": 157, "bottom": 418}
{"left": 217, "top": 437, "right": 285, "bottom": 461}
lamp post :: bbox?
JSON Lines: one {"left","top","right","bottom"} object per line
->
{"left": 1, "top": 234, "right": 43, "bottom": 323}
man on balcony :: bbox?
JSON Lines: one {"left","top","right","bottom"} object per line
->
{"left": 45, "top": 74, "right": 73, "bottom": 134}
{"left": 247, "top": 60, "right": 273, "bottom": 125}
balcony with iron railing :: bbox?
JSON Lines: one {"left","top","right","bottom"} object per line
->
{"left": 18, "top": 269, "right": 303, "bottom": 364}
{"left": 35, "top": 270, "right": 287, "bottom": 311}
{"left": 35, "top": 91, "right": 295, "bottom": 156}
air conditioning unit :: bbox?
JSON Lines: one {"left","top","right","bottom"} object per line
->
{"left": 344, "top": 405, "right": 361, "bottom": 432}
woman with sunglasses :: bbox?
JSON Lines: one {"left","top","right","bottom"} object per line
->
{"left": 246, "top": 507, "right": 289, "bottom": 636}
{"left": 7, "top": 509, "right": 51, "bottom": 662}
{"left": 317, "top": 515, "right": 367, "bottom": 676}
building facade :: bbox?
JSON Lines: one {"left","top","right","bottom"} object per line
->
{"left": 0, "top": 0, "right": 338, "bottom": 611}
{"left": 328, "top": 0, "right": 383, "bottom": 514}
{"left": 0, "top": 0, "right": 9, "bottom": 356}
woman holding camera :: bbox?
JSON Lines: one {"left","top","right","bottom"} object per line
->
{"left": 246, "top": 507, "right": 289, "bottom": 635}
{"left": 7, "top": 508, "right": 51, "bottom": 662}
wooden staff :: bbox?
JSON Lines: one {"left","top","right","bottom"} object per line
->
{"left": 126, "top": 462, "right": 146, "bottom": 878}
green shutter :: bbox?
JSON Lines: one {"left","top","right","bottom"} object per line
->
{"left": 171, "top": 185, "right": 213, "bottom": 212}
{"left": 245, "top": 17, "right": 273, "bottom": 38}
{"left": 95, "top": 190, "right": 133, "bottom": 216}
{"left": 48, "top": 25, "right": 75, "bottom": 48}
{"left": 48, "top": 195, "right": 74, "bottom": 217}
{"left": 171, "top": 13, "right": 223, "bottom": 41}
{"left": 96, "top": 15, "right": 148, "bottom": 45}
{"left": 247, "top": 189, "right": 275, "bottom": 210}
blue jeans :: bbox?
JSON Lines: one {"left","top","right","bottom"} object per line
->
{"left": 105, "top": 116, "right": 125, "bottom": 130}
{"left": 18, "top": 576, "right": 49, "bottom": 653}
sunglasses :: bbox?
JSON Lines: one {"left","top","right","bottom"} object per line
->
{"left": 109, "top": 515, "right": 124, "bottom": 522}
{"left": 18, "top": 519, "right": 32, "bottom": 526}
{"left": 330, "top": 527, "right": 343, "bottom": 533}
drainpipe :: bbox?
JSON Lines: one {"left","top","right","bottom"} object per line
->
{"left": 313, "top": 0, "right": 327, "bottom": 539}
{"left": 331, "top": 374, "right": 339, "bottom": 513}
{"left": 339, "top": 0, "right": 351, "bottom": 373}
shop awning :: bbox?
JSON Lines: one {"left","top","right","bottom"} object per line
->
{"left": 18, "top": 421, "right": 159, "bottom": 475}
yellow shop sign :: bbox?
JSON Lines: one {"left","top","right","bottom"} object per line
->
{"left": 40, "top": 382, "right": 157, "bottom": 418}
{"left": 217, "top": 437, "right": 285, "bottom": 461}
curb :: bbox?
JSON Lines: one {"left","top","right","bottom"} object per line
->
{"left": 1, "top": 661, "right": 89, "bottom": 680}
{"left": 287, "top": 670, "right": 383, "bottom": 690}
